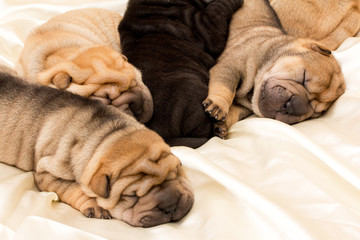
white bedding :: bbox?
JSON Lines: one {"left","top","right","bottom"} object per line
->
{"left": 1, "top": 1, "right": 360, "bottom": 239}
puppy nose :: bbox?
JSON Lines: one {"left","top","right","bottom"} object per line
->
{"left": 156, "top": 183, "right": 181, "bottom": 214}
{"left": 139, "top": 180, "right": 194, "bottom": 227}
{"left": 283, "top": 95, "right": 310, "bottom": 116}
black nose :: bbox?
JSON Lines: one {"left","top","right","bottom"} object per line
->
{"left": 282, "top": 95, "right": 310, "bottom": 116}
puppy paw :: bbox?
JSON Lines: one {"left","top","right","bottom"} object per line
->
{"left": 202, "top": 97, "right": 227, "bottom": 123}
{"left": 83, "top": 206, "right": 112, "bottom": 219}
{"left": 214, "top": 122, "right": 228, "bottom": 139}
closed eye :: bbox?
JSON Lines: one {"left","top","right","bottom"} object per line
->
{"left": 302, "top": 70, "right": 310, "bottom": 90}
{"left": 302, "top": 70, "right": 306, "bottom": 86}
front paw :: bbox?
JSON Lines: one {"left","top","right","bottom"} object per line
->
{"left": 83, "top": 206, "right": 112, "bottom": 219}
{"left": 214, "top": 122, "right": 228, "bottom": 139}
{"left": 202, "top": 98, "right": 227, "bottom": 123}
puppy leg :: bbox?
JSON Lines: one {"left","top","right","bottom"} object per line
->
{"left": 320, "top": 10, "right": 360, "bottom": 50}
{"left": 214, "top": 104, "right": 252, "bottom": 138}
{"left": 200, "top": 0, "right": 244, "bottom": 122}
{"left": 34, "top": 172, "right": 111, "bottom": 219}
{"left": 203, "top": 83, "right": 235, "bottom": 122}
{"left": 203, "top": 52, "right": 241, "bottom": 123}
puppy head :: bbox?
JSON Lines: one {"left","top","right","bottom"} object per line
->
{"left": 81, "top": 129, "right": 194, "bottom": 227}
{"left": 38, "top": 46, "right": 153, "bottom": 123}
{"left": 252, "top": 39, "right": 345, "bottom": 124}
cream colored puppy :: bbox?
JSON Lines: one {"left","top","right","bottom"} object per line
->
{"left": 270, "top": 0, "right": 360, "bottom": 50}
{"left": 0, "top": 68, "right": 193, "bottom": 228}
{"left": 16, "top": 8, "right": 153, "bottom": 123}
{"left": 203, "top": 0, "right": 346, "bottom": 137}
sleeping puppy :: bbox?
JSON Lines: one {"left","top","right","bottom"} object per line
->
{"left": 270, "top": 0, "right": 360, "bottom": 50}
{"left": 119, "top": 0, "right": 244, "bottom": 148}
{"left": 0, "top": 67, "right": 193, "bottom": 228}
{"left": 16, "top": 8, "right": 153, "bottom": 123}
{"left": 203, "top": 0, "right": 346, "bottom": 137}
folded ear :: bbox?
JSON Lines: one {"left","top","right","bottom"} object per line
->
{"left": 37, "top": 61, "right": 75, "bottom": 86}
{"left": 51, "top": 72, "right": 72, "bottom": 89}
{"left": 89, "top": 171, "right": 111, "bottom": 199}
{"left": 310, "top": 44, "right": 332, "bottom": 56}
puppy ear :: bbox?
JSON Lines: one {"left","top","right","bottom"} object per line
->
{"left": 52, "top": 72, "right": 72, "bottom": 90}
{"left": 310, "top": 44, "right": 332, "bottom": 56}
{"left": 38, "top": 61, "right": 76, "bottom": 86}
{"left": 89, "top": 171, "right": 111, "bottom": 199}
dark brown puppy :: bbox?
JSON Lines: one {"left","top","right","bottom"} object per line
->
{"left": 119, "top": 0, "right": 244, "bottom": 148}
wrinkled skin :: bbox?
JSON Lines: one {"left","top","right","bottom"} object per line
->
{"left": 252, "top": 43, "right": 346, "bottom": 124}
{"left": 81, "top": 130, "right": 194, "bottom": 227}
{"left": 119, "top": 0, "right": 244, "bottom": 147}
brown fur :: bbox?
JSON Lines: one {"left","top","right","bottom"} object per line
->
{"left": 270, "top": 0, "right": 360, "bottom": 50}
{"left": 0, "top": 70, "right": 193, "bottom": 227}
{"left": 203, "top": 0, "right": 346, "bottom": 137}
{"left": 16, "top": 8, "right": 153, "bottom": 123}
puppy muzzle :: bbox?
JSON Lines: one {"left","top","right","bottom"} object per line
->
{"left": 119, "top": 178, "right": 194, "bottom": 228}
{"left": 258, "top": 78, "right": 313, "bottom": 124}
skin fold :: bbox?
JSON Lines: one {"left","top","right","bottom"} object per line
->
{"left": 0, "top": 68, "right": 193, "bottom": 227}
{"left": 203, "top": 0, "right": 345, "bottom": 138}
{"left": 119, "top": 0, "right": 244, "bottom": 148}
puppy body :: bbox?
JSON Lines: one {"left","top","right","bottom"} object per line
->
{"left": 16, "top": 8, "right": 153, "bottom": 123}
{"left": 0, "top": 70, "right": 193, "bottom": 227}
{"left": 119, "top": 0, "right": 243, "bottom": 147}
{"left": 203, "top": 0, "right": 346, "bottom": 137}
{"left": 270, "top": 0, "right": 360, "bottom": 50}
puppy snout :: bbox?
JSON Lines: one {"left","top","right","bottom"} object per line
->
{"left": 155, "top": 182, "right": 182, "bottom": 216}
{"left": 138, "top": 180, "right": 194, "bottom": 228}
{"left": 259, "top": 81, "right": 313, "bottom": 124}
{"left": 283, "top": 95, "right": 309, "bottom": 116}
{"left": 259, "top": 84, "right": 289, "bottom": 118}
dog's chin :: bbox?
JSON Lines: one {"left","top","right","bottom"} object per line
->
{"left": 256, "top": 78, "right": 314, "bottom": 124}
{"left": 109, "top": 178, "right": 194, "bottom": 228}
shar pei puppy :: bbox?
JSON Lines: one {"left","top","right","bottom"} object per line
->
{"left": 203, "top": 0, "right": 346, "bottom": 137}
{"left": 270, "top": 0, "right": 360, "bottom": 50}
{"left": 16, "top": 8, "right": 153, "bottom": 123}
{"left": 0, "top": 67, "right": 193, "bottom": 228}
{"left": 119, "top": 0, "right": 244, "bottom": 148}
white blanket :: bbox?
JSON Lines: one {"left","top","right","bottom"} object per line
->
{"left": 1, "top": 1, "right": 360, "bottom": 239}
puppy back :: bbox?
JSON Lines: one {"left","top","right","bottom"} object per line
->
{"left": 16, "top": 8, "right": 123, "bottom": 82}
{"left": 0, "top": 71, "right": 143, "bottom": 172}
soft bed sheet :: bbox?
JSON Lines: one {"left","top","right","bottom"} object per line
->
{"left": 1, "top": 1, "right": 360, "bottom": 240}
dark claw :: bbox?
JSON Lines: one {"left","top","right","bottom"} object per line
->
{"left": 85, "top": 208, "right": 95, "bottom": 218}
{"left": 101, "top": 212, "right": 112, "bottom": 219}
{"left": 214, "top": 127, "right": 226, "bottom": 138}
{"left": 217, "top": 118, "right": 225, "bottom": 124}
{"left": 202, "top": 99, "right": 213, "bottom": 109}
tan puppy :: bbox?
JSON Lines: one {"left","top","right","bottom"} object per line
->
{"left": 203, "top": 0, "right": 346, "bottom": 137}
{"left": 16, "top": 8, "right": 153, "bottom": 123}
{"left": 0, "top": 68, "right": 193, "bottom": 227}
{"left": 270, "top": 0, "right": 360, "bottom": 50}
